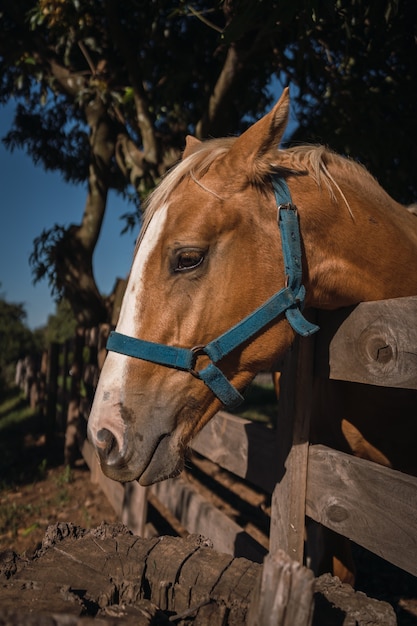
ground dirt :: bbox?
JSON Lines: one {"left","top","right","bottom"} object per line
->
{"left": 0, "top": 409, "right": 118, "bottom": 558}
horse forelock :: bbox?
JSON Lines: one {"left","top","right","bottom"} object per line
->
{"left": 141, "top": 139, "right": 234, "bottom": 225}
{"left": 133, "top": 139, "right": 233, "bottom": 252}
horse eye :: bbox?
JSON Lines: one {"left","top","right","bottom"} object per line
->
{"left": 175, "top": 250, "right": 204, "bottom": 272}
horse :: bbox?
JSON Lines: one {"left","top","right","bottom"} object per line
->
{"left": 88, "top": 88, "right": 417, "bottom": 583}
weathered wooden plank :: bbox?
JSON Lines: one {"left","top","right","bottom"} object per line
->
{"left": 2, "top": 524, "right": 395, "bottom": 626}
{"left": 192, "top": 410, "right": 278, "bottom": 493}
{"left": 45, "top": 342, "right": 59, "bottom": 441}
{"left": 83, "top": 436, "right": 267, "bottom": 552}
{"left": 111, "top": 278, "right": 127, "bottom": 325}
{"left": 97, "top": 323, "right": 111, "bottom": 369}
{"left": 316, "top": 295, "right": 417, "bottom": 389}
{"left": 314, "top": 573, "right": 396, "bottom": 626}
{"left": 269, "top": 334, "right": 315, "bottom": 562}
{"left": 81, "top": 438, "right": 125, "bottom": 516}
{"left": 211, "top": 556, "right": 263, "bottom": 623}
{"left": 121, "top": 481, "right": 148, "bottom": 536}
{"left": 247, "top": 549, "right": 314, "bottom": 626}
{"left": 147, "top": 490, "right": 190, "bottom": 537}
{"left": 85, "top": 438, "right": 149, "bottom": 538}
{"left": 150, "top": 475, "right": 267, "bottom": 563}
{"left": 306, "top": 444, "right": 417, "bottom": 577}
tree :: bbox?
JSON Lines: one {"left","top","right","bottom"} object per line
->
{"left": 44, "top": 298, "right": 78, "bottom": 344}
{"left": 0, "top": 289, "right": 41, "bottom": 388}
{"left": 287, "top": 0, "right": 417, "bottom": 203}
{"left": 1, "top": 0, "right": 415, "bottom": 325}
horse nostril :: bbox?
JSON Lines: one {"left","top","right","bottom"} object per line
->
{"left": 96, "top": 428, "right": 120, "bottom": 465}
{"left": 97, "top": 427, "right": 114, "bottom": 447}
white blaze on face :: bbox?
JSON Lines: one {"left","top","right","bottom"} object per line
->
{"left": 118, "top": 202, "right": 169, "bottom": 335}
{"left": 88, "top": 203, "right": 169, "bottom": 440}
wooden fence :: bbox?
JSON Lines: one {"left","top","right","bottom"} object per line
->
{"left": 42, "top": 295, "right": 417, "bottom": 580}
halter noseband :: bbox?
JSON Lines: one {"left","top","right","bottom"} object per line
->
{"left": 106, "top": 176, "right": 319, "bottom": 409}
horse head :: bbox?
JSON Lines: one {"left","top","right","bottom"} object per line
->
{"left": 88, "top": 88, "right": 417, "bottom": 486}
{"left": 88, "top": 90, "right": 308, "bottom": 484}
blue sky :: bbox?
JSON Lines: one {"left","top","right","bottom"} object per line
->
{"left": 0, "top": 101, "right": 138, "bottom": 329}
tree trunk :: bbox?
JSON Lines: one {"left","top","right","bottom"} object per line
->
{"left": 60, "top": 97, "right": 118, "bottom": 326}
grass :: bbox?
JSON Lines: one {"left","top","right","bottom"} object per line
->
{"left": 0, "top": 388, "right": 47, "bottom": 489}
{"left": 0, "top": 462, "right": 74, "bottom": 543}
{"left": 51, "top": 465, "right": 73, "bottom": 507}
{"left": 0, "top": 387, "right": 75, "bottom": 544}
{"left": 0, "top": 502, "right": 42, "bottom": 538}
{"left": 0, "top": 388, "right": 45, "bottom": 539}
{"left": 54, "top": 464, "right": 73, "bottom": 487}
{"left": 0, "top": 390, "right": 37, "bottom": 432}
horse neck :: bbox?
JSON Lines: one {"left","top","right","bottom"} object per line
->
{"left": 291, "top": 175, "right": 417, "bottom": 309}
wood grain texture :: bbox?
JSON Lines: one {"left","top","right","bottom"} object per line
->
{"left": 316, "top": 296, "right": 417, "bottom": 388}
{"left": 150, "top": 474, "right": 267, "bottom": 563}
{"left": 192, "top": 411, "right": 278, "bottom": 492}
{"left": 306, "top": 444, "right": 417, "bottom": 577}
{"left": 1, "top": 524, "right": 393, "bottom": 625}
{"left": 247, "top": 549, "right": 314, "bottom": 626}
{"left": 269, "top": 335, "right": 315, "bottom": 561}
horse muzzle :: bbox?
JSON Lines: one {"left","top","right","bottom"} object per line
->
{"left": 88, "top": 423, "right": 184, "bottom": 485}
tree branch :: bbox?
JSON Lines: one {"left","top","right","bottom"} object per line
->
{"left": 105, "top": 0, "right": 159, "bottom": 166}
{"left": 40, "top": 55, "right": 87, "bottom": 98}
{"left": 58, "top": 97, "right": 118, "bottom": 325}
{"left": 79, "top": 97, "right": 117, "bottom": 251}
{"left": 195, "top": 43, "right": 243, "bottom": 138}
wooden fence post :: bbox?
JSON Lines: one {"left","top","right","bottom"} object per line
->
{"left": 121, "top": 483, "right": 149, "bottom": 536}
{"left": 64, "top": 328, "right": 85, "bottom": 465}
{"left": 269, "top": 331, "right": 316, "bottom": 562}
{"left": 247, "top": 549, "right": 314, "bottom": 626}
{"left": 55, "top": 339, "right": 69, "bottom": 432}
{"left": 45, "top": 342, "right": 59, "bottom": 444}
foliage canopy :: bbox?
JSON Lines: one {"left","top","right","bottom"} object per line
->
{"left": 1, "top": 0, "right": 416, "bottom": 325}
{"left": 0, "top": 288, "right": 42, "bottom": 391}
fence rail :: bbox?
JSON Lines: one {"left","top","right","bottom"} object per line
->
{"left": 41, "top": 296, "right": 417, "bottom": 579}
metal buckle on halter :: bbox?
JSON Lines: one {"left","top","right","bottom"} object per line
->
{"left": 278, "top": 202, "right": 297, "bottom": 215}
{"left": 189, "top": 345, "right": 207, "bottom": 378}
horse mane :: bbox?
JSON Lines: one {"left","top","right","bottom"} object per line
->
{"left": 283, "top": 144, "right": 379, "bottom": 197}
{"left": 280, "top": 145, "right": 376, "bottom": 218}
{"left": 140, "top": 138, "right": 383, "bottom": 240}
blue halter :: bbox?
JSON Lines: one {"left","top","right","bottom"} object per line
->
{"left": 106, "top": 177, "right": 319, "bottom": 409}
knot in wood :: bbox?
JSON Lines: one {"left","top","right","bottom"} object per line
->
{"left": 326, "top": 503, "right": 349, "bottom": 523}
{"left": 376, "top": 344, "right": 393, "bottom": 363}
{"left": 366, "top": 337, "right": 393, "bottom": 363}
{"left": 358, "top": 324, "right": 397, "bottom": 373}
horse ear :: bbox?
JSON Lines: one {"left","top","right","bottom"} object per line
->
{"left": 182, "top": 135, "right": 202, "bottom": 159}
{"left": 225, "top": 87, "right": 290, "bottom": 180}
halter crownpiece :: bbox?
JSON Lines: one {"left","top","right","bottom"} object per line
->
{"left": 106, "top": 176, "right": 319, "bottom": 409}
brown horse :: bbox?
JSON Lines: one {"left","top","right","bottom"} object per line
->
{"left": 88, "top": 89, "right": 417, "bottom": 580}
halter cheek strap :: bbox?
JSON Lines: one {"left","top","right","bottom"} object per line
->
{"left": 106, "top": 176, "right": 319, "bottom": 409}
